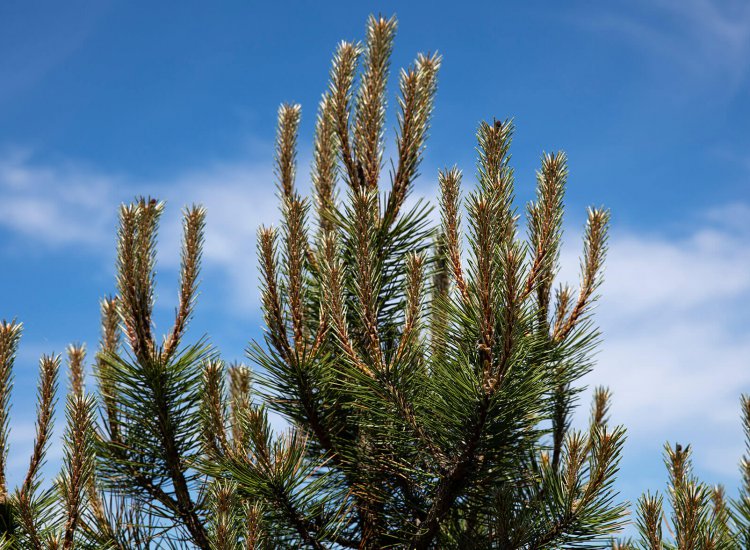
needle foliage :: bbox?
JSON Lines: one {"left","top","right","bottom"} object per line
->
{"left": 0, "top": 15, "right": 638, "bottom": 549}
{"left": 616, "top": 397, "right": 750, "bottom": 550}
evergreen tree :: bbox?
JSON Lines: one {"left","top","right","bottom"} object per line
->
{"left": 200, "top": 14, "right": 626, "bottom": 548}
{"left": 0, "top": 15, "right": 630, "bottom": 549}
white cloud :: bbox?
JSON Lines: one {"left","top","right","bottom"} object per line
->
{"left": 569, "top": 203, "right": 750, "bottom": 478}
{"left": 0, "top": 150, "right": 116, "bottom": 246}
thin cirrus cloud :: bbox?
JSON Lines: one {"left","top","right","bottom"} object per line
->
{"left": 0, "top": 5, "right": 107, "bottom": 105}
{"left": 1, "top": 148, "right": 749, "bottom": 483}
{"left": 0, "top": 149, "right": 114, "bottom": 246}
{"left": 579, "top": 0, "right": 750, "bottom": 92}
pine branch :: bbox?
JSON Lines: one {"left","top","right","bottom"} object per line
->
{"left": 283, "top": 196, "right": 309, "bottom": 351}
{"left": 524, "top": 152, "right": 566, "bottom": 314}
{"left": 101, "top": 199, "right": 211, "bottom": 548}
{"left": 312, "top": 94, "right": 339, "bottom": 236}
{"left": 329, "top": 41, "right": 363, "bottom": 190}
{"left": 60, "top": 347, "right": 96, "bottom": 550}
{"left": 319, "top": 232, "right": 369, "bottom": 374}
{"left": 0, "top": 321, "right": 20, "bottom": 504}
{"left": 163, "top": 205, "right": 206, "bottom": 362}
{"left": 202, "top": 360, "right": 232, "bottom": 459}
{"left": 393, "top": 252, "right": 426, "bottom": 363}
{"left": 439, "top": 167, "right": 469, "bottom": 302}
{"left": 258, "top": 226, "right": 293, "bottom": 362}
{"left": 351, "top": 188, "right": 385, "bottom": 370}
{"left": 275, "top": 104, "right": 302, "bottom": 200}
{"left": 95, "top": 296, "right": 122, "bottom": 444}
{"left": 229, "top": 364, "right": 252, "bottom": 454}
{"left": 636, "top": 492, "right": 664, "bottom": 549}
{"left": 116, "top": 198, "right": 161, "bottom": 365}
{"left": 554, "top": 207, "right": 609, "bottom": 342}
{"left": 353, "top": 15, "right": 396, "bottom": 191}
{"left": 16, "top": 354, "right": 59, "bottom": 550}
{"left": 21, "top": 355, "right": 58, "bottom": 500}
{"left": 384, "top": 52, "right": 441, "bottom": 225}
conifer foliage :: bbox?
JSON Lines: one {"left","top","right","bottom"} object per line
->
{"left": 617, "top": 397, "right": 750, "bottom": 549}
{"left": 0, "top": 15, "right": 632, "bottom": 549}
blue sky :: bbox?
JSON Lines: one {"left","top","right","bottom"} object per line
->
{"left": 1, "top": 0, "right": 749, "bottom": 530}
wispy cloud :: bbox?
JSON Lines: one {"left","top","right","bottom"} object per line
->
{"left": 0, "top": 3, "right": 109, "bottom": 104}
{"left": 0, "top": 149, "right": 116, "bottom": 246}
{"left": 578, "top": 0, "right": 750, "bottom": 91}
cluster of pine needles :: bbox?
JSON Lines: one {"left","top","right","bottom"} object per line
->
{"left": 1, "top": 14, "right": 749, "bottom": 550}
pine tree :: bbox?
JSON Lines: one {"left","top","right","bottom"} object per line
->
{"left": 200, "top": 14, "right": 626, "bottom": 548}
{"left": 0, "top": 14, "right": 629, "bottom": 549}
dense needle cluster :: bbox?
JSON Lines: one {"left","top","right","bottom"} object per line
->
{"left": 0, "top": 13, "right": 746, "bottom": 550}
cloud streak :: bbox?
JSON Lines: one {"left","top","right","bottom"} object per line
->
{"left": 0, "top": 150, "right": 116, "bottom": 246}
{"left": 578, "top": 0, "right": 750, "bottom": 92}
